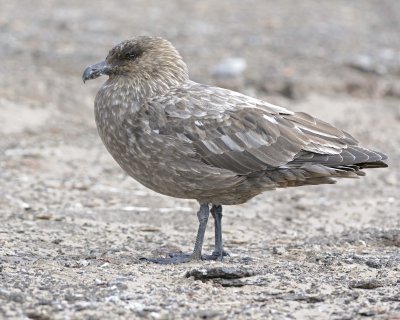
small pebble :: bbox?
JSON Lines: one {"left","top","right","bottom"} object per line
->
{"left": 272, "top": 246, "right": 286, "bottom": 255}
{"left": 212, "top": 58, "right": 247, "bottom": 78}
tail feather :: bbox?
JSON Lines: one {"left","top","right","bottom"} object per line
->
{"left": 269, "top": 146, "right": 388, "bottom": 189}
{"left": 291, "top": 146, "right": 388, "bottom": 169}
{"left": 357, "top": 160, "right": 388, "bottom": 169}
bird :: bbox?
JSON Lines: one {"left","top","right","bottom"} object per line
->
{"left": 83, "top": 36, "right": 388, "bottom": 264}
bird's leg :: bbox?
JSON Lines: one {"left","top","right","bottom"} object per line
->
{"left": 141, "top": 203, "right": 209, "bottom": 264}
{"left": 211, "top": 205, "right": 223, "bottom": 258}
{"left": 208, "top": 205, "right": 229, "bottom": 260}
{"left": 190, "top": 203, "right": 210, "bottom": 260}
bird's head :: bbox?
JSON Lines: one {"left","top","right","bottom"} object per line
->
{"left": 83, "top": 36, "right": 189, "bottom": 96}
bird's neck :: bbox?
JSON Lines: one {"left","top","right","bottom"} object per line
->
{"left": 106, "top": 67, "right": 189, "bottom": 104}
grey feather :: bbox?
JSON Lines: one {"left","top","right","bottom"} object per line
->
{"left": 86, "top": 36, "right": 388, "bottom": 205}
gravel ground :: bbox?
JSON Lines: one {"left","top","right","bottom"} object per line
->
{"left": 0, "top": 1, "right": 399, "bottom": 319}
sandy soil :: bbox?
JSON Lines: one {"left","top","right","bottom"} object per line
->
{"left": 0, "top": 1, "right": 399, "bottom": 319}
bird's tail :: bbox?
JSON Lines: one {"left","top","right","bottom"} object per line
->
{"left": 291, "top": 146, "right": 388, "bottom": 169}
{"left": 261, "top": 146, "right": 388, "bottom": 188}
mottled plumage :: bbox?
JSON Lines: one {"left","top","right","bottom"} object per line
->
{"left": 83, "top": 36, "right": 388, "bottom": 263}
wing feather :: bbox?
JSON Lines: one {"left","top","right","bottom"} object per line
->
{"left": 145, "top": 83, "right": 371, "bottom": 174}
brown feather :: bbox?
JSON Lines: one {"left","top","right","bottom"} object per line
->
{"left": 86, "top": 36, "right": 388, "bottom": 205}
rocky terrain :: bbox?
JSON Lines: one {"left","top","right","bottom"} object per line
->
{"left": 0, "top": 1, "right": 399, "bottom": 319}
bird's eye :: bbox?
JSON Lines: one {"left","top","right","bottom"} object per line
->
{"left": 126, "top": 52, "right": 138, "bottom": 60}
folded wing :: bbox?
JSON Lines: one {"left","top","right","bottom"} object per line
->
{"left": 147, "top": 83, "right": 387, "bottom": 175}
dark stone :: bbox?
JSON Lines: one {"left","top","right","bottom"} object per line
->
{"left": 365, "top": 259, "right": 383, "bottom": 269}
{"left": 349, "top": 279, "right": 384, "bottom": 289}
{"left": 185, "top": 267, "right": 258, "bottom": 281}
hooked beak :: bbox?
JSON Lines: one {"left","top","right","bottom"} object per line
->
{"left": 82, "top": 60, "right": 112, "bottom": 83}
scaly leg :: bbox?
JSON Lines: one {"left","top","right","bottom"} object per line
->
{"left": 208, "top": 204, "right": 229, "bottom": 260}
{"left": 142, "top": 203, "right": 210, "bottom": 264}
{"left": 190, "top": 203, "right": 210, "bottom": 260}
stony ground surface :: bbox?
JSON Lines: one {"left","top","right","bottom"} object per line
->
{"left": 0, "top": 1, "right": 399, "bottom": 319}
